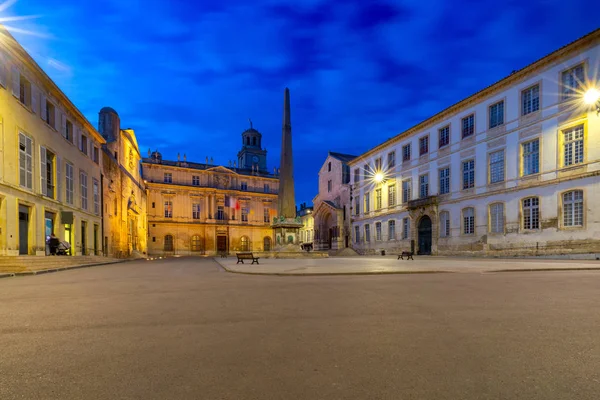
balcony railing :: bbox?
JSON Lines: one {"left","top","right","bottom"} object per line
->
{"left": 407, "top": 195, "right": 438, "bottom": 209}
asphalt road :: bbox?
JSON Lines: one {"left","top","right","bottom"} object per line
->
{"left": 1, "top": 258, "right": 599, "bottom": 400}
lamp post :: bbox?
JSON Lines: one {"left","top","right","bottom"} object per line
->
{"left": 584, "top": 88, "right": 600, "bottom": 115}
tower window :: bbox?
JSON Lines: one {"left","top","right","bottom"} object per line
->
{"left": 252, "top": 137, "right": 257, "bottom": 146}
{"left": 246, "top": 137, "right": 250, "bottom": 145}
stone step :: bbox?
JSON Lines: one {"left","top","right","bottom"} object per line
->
{"left": 0, "top": 256, "right": 122, "bottom": 273}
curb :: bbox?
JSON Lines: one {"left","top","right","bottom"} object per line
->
{"left": 491, "top": 267, "right": 600, "bottom": 273}
{"left": 0, "top": 260, "right": 131, "bottom": 279}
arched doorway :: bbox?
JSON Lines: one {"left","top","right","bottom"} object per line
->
{"left": 417, "top": 216, "right": 432, "bottom": 255}
{"left": 263, "top": 237, "right": 271, "bottom": 251}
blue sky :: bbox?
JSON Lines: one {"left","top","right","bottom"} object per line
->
{"left": 4, "top": 0, "right": 598, "bottom": 204}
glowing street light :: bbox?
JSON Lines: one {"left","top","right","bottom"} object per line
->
{"left": 374, "top": 172, "right": 384, "bottom": 183}
{"left": 584, "top": 88, "right": 600, "bottom": 115}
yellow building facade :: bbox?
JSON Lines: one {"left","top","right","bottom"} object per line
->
{"left": 142, "top": 127, "right": 279, "bottom": 256}
{"left": 0, "top": 28, "right": 105, "bottom": 256}
{"left": 99, "top": 107, "right": 148, "bottom": 258}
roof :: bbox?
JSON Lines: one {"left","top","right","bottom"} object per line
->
{"left": 350, "top": 27, "right": 600, "bottom": 163}
{"left": 323, "top": 200, "right": 340, "bottom": 210}
{"left": 141, "top": 158, "right": 277, "bottom": 179}
{"left": 100, "top": 106, "right": 118, "bottom": 115}
{"left": 328, "top": 151, "right": 357, "bottom": 163}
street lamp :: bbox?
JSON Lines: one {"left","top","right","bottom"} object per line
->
{"left": 374, "top": 172, "right": 384, "bottom": 183}
{"left": 584, "top": 88, "right": 600, "bottom": 115}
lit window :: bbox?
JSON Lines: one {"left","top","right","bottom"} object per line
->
{"left": 489, "top": 150, "right": 504, "bottom": 184}
{"left": 489, "top": 203, "right": 504, "bottom": 233}
{"left": 522, "top": 139, "right": 539, "bottom": 176}
{"left": 563, "top": 125, "right": 584, "bottom": 167}
{"left": 489, "top": 101, "right": 504, "bottom": 128}
{"left": 240, "top": 236, "right": 250, "bottom": 251}
{"left": 563, "top": 190, "right": 583, "bottom": 227}
{"left": 263, "top": 208, "right": 270, "bottom": 223}
{"left": 522, "top": 197, "right": 540, "bottom": 230}
{"left": 522, "top": 85, "right": 540, "bottom": 115}
{"left": 462, "top": 114, "right": 474, "bottom": 138}
{"left": 164, "top": 200, "right": 173, "bottom": 218}
{"left": 463, "top": 207, "right": 475, "bottom": 235}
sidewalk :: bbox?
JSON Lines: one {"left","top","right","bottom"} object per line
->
{"left": 0, "top": 256, "right": 127, "bottom": 278}
{"left": 215, "top": 255, "right": 600, "bottom": 276}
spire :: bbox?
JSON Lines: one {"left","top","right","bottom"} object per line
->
{"left": 277, "top": 87, "right": 296, "bottom": 219}
{"left": 249, "top": 118, "right": 253, "bottom": 129}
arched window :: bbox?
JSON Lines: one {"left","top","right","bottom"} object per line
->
{"left": 489, "top": 203, "right": 504, "bottom": 233}
{"left": 463, "top": 208, "right": 475, "bottom": 235}
{"left": 246, "top": 137, "right": 250, "bottom": 145}
{"left": 263, "top": 237, "right": 271, "bottom": 251}
{"left": 439, "top": 211, "right": 450, "bottom": 237}
{"left": 562, "top": 190, "right": 583, "bottom": 227}
{"left": 252, "top": 137, "right": 257, "bottom": 146}
{"left": 191, "top": 235, "right": 203, "bottom": 251}
{"left": 240, "top": 236, "right": 250, "bottom": 251}
{"left": 164, "top": 235, "right": 174, "bottom": 251}
{"left": 522, "top": 197, "right": 540, "bottom": 230}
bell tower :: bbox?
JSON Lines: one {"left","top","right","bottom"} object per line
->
{"left": 237, "top": 119, "right": 267, "bottom": 172}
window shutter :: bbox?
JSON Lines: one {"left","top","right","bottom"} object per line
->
{"left": 56, "top": 156, "right": 62, "bottom": 202}
{"left": 40, "top": 94, "right": 47, "bottom": 122}
{"left": 55, "top": 106, "right": 60, "bottom": 131}
{"left": 26, "top": 136, "right": 33, "bottom": 189}
{"left": 40, "top": 146, "right": 47, "bottom": 196}
{"left": 61, "top": 113, "right": 67, "bottom": 138}
{"left": 31, "top": 84, "right": 38, "bottom": 114}
{"left": 0, "top": 53, "right": 6, "bottom": 87}
{"left": 11, "top": 66, "right": 19, "bottom": 98}
{"left": 19, "top": 134, "right": 26, "bottom": 186}
{"left": 78, "top": 131, "right": 82, "bottom": 151}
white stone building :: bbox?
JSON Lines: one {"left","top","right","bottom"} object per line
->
{"left": 350, "top": 29, "right": 600, "bottom": 256}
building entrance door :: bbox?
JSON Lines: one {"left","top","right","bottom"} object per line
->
{"left": 18, "top": 205, "right": 29, "bottom": 255}
{"left": 417, "top": 215, "right": 432, "bottom": 255}
{"left": 217, "top": 235, "right": 227, "bottom": 254}
{"left": 81, "top": 221, "right": 87, "bottom": 255}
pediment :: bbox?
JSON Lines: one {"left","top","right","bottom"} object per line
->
{"left": 206, "top": 166, "right": 238, "bottom": 175}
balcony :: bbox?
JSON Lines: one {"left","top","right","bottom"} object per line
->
{"left": 407, "top": 195, "right": 438, "bottom": 209}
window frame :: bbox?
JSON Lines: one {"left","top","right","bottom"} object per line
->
{"left": 419, "top": 135, "right": 429, "bottom": 156}
{"left": 560, "top": 123, "right": 585, "bottom": 168}
{"left": 375, "top": 222, "right": 382, "bottom": 241}
{"left": 402, "top": 144, "right": 411, "bottom": 162}
{"left": 521, "top": 196, "right": 540, "bottom": 231}
{"left": 402, "top": 217, "right": 410, "bottom": 240}
{"left": 462, "top": 159, "right": 475, "bottom": 190}
{"left": 388, "top": 184, "right": 396, "bottom": 207}
{"left": 462, "top": 207, "right": 475, "bottom": 235}
{"left": 388, "top": 220, "right": 396, "bottom": 241}
{"left": 560, "top": 63, "right": 585, "bottom": 102}
{"left": 521, "top": 138, "right": 540, "bottom": 177}
{"left": 419, "top": 173, "right": 429, "bottom": 198}
{"left": 402, "top": 180, "right": 411, "bottom": 203}
{"left": 488, "top": 202, "right": 504, "bottom": 234}
{"left": 488, "top": 100, "right": 505, "bottom": 129}
{"left": 560, "top": 189, "right": 584, "bottom": 229}
{"left": 439, "top": 211, "right": 450, "bottom": 238}
{"left": 438, "top": 125, "right": 450, "bottom": 148}
{"left": 488, "top": 149, "right": 505, "bottom": 184}
{"left": 387, "top": 151, "right": 396, "bottom": 168}
{"left": 521, "top": 83, "right": 540, "bottom": 116}
{"left": 164, "top": 200, "right": 173, "bottom": 218}
{"left": 375, "top": 188, "right": 382, "bottom": 210}
{"left": 461, "top": 114, "right": 475, "bottom": 139}
{"left": 163, "top": 172, "right": 172, "bottom": 184}
{"left": 438, "top": 167, "right": 450, "bottom": 195}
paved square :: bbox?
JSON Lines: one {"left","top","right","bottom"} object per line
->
{"left": 1, "top": 257, "right": 600, "bottom": 399}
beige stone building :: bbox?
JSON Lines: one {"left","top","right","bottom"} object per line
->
{"left": 0, "top": 27, "right": 105, "bottom": 256}
{"left": 350, "top": 29, "right": 600, "bottom": 256}
{"left": 142, "top": 126, "right": 279, "bottom": 256}
{"left": 312, "top": 152, "right": 356, "bottom": 250}
{"left": 98, "top": 107, "right": 148, "bottom": 258}
{"left": 297, "top": 203, "right": 314, "bottom": 247}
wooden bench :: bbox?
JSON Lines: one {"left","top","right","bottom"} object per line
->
{"left": 236, "top": 252, "right": 260, "bottom": 264}
{"left": 397, "top": 251, "right": 414, "bottom": 260}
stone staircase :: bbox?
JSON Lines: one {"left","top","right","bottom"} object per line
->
{"left": 0, "top": 256, "right": 123, "bottom": 274}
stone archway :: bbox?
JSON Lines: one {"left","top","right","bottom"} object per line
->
{"left": 417, "top": 215, "right": 432, "bottom": 255}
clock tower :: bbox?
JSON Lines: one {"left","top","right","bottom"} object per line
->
{"left": 237, "top": 120, "right": 268, "bottom": 172}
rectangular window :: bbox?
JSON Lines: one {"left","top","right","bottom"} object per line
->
{"left": 489, "top": 150, "right": 505, "bottom": 184}
{"left": 217, "top": 206, "right": 225, "bottom": 220}
{"left": 522, "top": 139, "right": 540, "bottom": 176}
{"left": 264, "top": 184, "right": 270, "bottom": 193}
{"left": 563, "top": 124, "right": 584, "bottom": 167}
{"left": 355, "top": 196, "right": 360, "bottom": 216}
{"left": 462, "top": 160, "right": 475, "bottom": 189}
{"left": 489, "top": 203, "right": 504, "bottom": 233}
{"left": 241, "top": 182, "right": 248, "bottom": 191}
{"left": 419, "top": 136, "right": 429, "bottom": 156}
{"left": 241, "top": 208, "right": 249, "bottom": 222}
{"left": 354, "top": 168, "right": 360, "bottom": 183}
{"left": 327, "top": 180, "right": 332, "bottom": 192}
{"left": 192, "top": 175, "right": 200, "bottom": 186}
{"left": 375, "top": 188, "right": 382, "bottom": 210}
{"left": 563, "top": 190, "right": 583, "bottom": 227}
{"left": 387, "top": 151, "right": 396, "bottom": 168}
{"left": 45, "top": 100, "right": 56, "bottom": 128}
{"left": 402, "top": 144, "right": 411, "bottom": 162}
{"left": 65, "top": 120, "right": 73, "bottom": 143}
{"left": 192, "top": 203, "right": 201, "bottom": 220}
{"left": 80, "top": 171, "right": 88, "bottom": 210}
{"left": 462, "top": 114, "right": 474, "bottom": 138}
{"left": 80, "top": 135, "right": 88, "bottom": 155}
{"left": 264, "top": 208, "right": 270, "bottom": 223}
{"left": 65, "top": 163, "right": 74, "bottom": 205}
{"left": 489, "top": 101, "right": 504, "bottom": 128}
{"left": 93, "top": 179, "right": 100, "bottom": 215}
{"left": 388, "top": 220, "right": 396, "bottom": 240}
{"left": 374, "top": 157, "right": 382, "bottom": 171}
{"left": 40, "top": 147, "right": 56, "bottom": 199}
{"left": 562, "top": 64, "right": 584, "bottom": 100}
{"left": 164, "top": 173, "right": 172, "bottom": 183}
{"left": 388, "top": 184, "right": 396, "bottom": 207}
{"left": 438, "top": 125, "right": 450, "bottom": 148}
{"left": 463, "top": 208, "right": 475, "bottom": 235}
{"left": 402, "top": 180, "right": 411, "bottom": 203}
{"left": 522, "top": 197, "right": 540, "bottom": 230}
{"left": 439, "top": 167, "right": 450, "bottom": 195}
{"left": 92, "top": 147, "right": 99, "bottom": 164}
{"left": 364, "top": 224, "right": 371, "bottom": 242}
{"left": 375, "top": 222, "right": 382, "bottom": 241}
{"left": 19, "top": 74, "right": 31, "bottom": 107}
{"left": 18, "top": 133, "right": 33, "bottom": 189}
{"left": 328, "top": 162, "right": 331, "bottom": 172}
{"left": 164, "top": 200, "right": 173, "bottom": 218}
{"left": 402, "top": 218, "right": 410, "bottom": 239}
{"left": 354, "top": 225, "right": 360, "bottom": 243}
{"left": 439, "top": 212, "right": 450, "bottom": 237}
{"left": 363, "top": 164, "right": 369, "bottom": 180}
{"left": 522, "top": 85, "right": 540, "bottom": 115}
{"left": 419, "top": 174, "right": 429, "bottom": 198}
{"left": 364, "top": 192, "right": 370, "bottom": 213}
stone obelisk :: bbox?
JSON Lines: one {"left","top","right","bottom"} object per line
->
{"left": 272, "top": 88, "right": 303, "bottom": 250}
